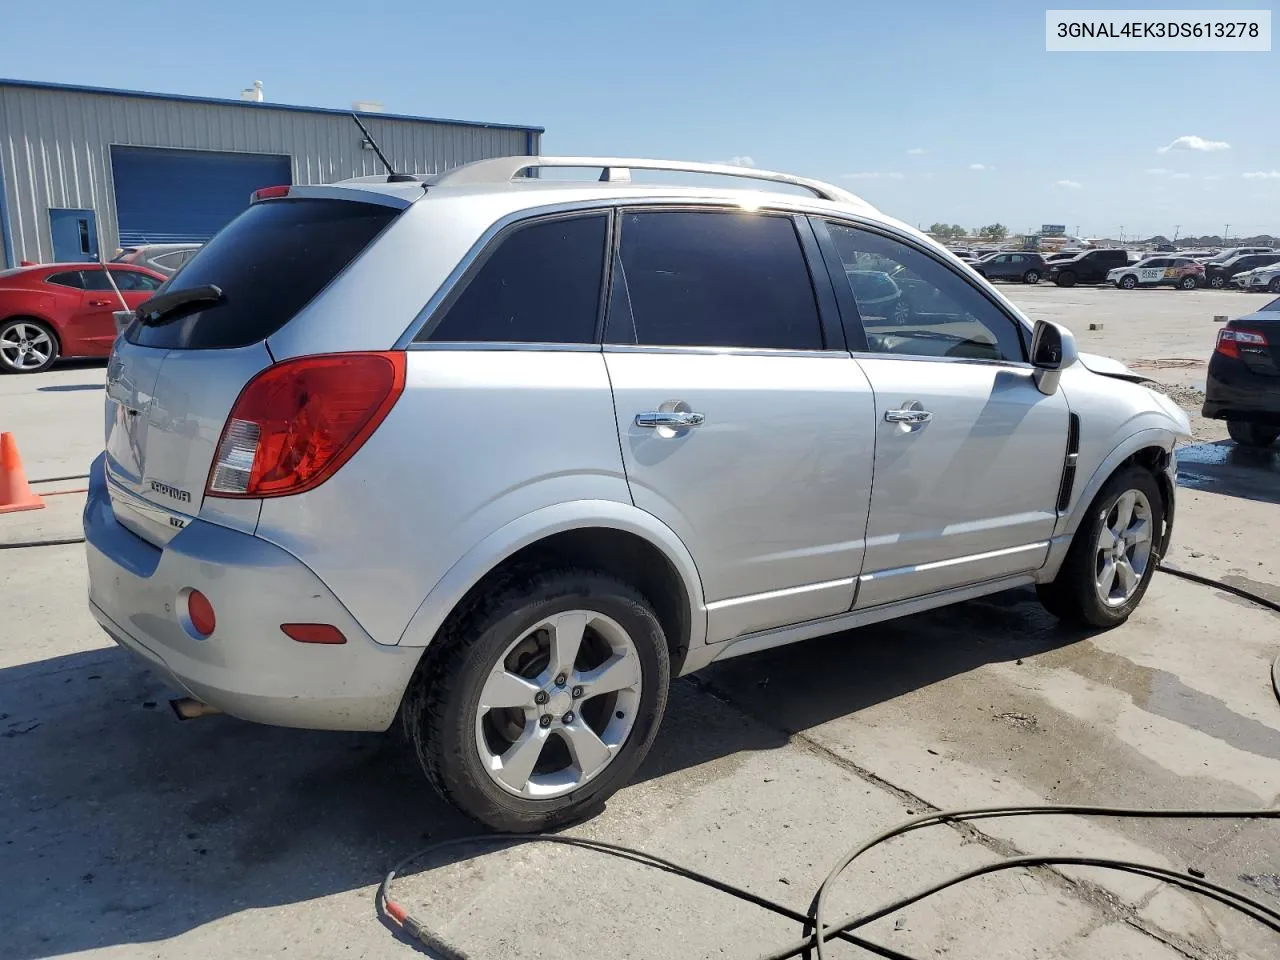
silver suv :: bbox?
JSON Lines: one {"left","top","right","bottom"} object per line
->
{"left": 85, "top": 157, "right": 1190, "bottom": 831}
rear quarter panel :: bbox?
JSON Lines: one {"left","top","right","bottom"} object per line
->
{"left": 252, "top": 349, "right": 635, "bottom": 646}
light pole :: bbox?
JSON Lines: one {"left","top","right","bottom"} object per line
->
{"left": 1223, "top": 223, "right": 1230, "bottom": 245}
{"left": 1173, "top": 224, "right": 1181, "bottom": 243}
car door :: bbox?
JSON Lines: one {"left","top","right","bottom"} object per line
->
{"left": 814, "top": 219, "right": 1070, "bottom": 608}
{"left": 603, "top": 208, "right": 876, "bottom": 643}
{"left": 75, "top": 269, "right": 160, "bottom": 354}
{"left": 987, "top": 254, "right": 1009, "bottom": 279}
{"left": 1138, "top": 258, "right": 1170, "bottom": 285}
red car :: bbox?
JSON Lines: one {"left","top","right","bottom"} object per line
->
{"left": 0, "top": 263, "right": 166, "bottom": 374}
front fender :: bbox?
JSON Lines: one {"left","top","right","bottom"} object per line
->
{"left": 396, "top": 500, "right": 708, "bottom": 652}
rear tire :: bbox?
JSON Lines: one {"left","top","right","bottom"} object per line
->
{"left": 1036, "top": 466, "right": 1164, "bottom": 628}
{"left": 1269, "top": 277, "right": 1280, "bottom": 294}
{"left": 1023, "top": 270, "right": 1041, "bottom": 284}
{"left": 0, "top": 318, "right": 59, "bottom": 374}
{"left": 401, "top": 566, "right": 670, "bottom": 832}
{"left": 1227, "top": 419, "right": 1279, "bottom": 448}
{"left": 1056, "top": 270, "right": 1077, "bottom": 288}
{"left": 1179, "top": 275, "right": 1198, "bottom": 290}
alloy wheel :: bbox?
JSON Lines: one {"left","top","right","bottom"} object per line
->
{"left": 0, "top": 323, "right": 53, "bottom": 371}
{"left": 474, "top": 609, "right": 643, "bottom": 799}
{"left": 1094, "top": 489, "right": 1154, "bottom": 607}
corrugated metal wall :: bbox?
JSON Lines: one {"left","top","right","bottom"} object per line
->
{"left": 0, "top": 84, "right": 540, "bottom": 267}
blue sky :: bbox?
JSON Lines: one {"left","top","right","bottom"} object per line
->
{"left": 3, "top": 0, "right": 1276, "bottom": 238}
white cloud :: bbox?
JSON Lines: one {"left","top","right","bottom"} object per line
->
{"left": 968, "top": 163, "right": 991, "bottom": 171}
{"left": 906, "top": 147, "right": 927, "bottom": 155}
{"left": 841, "top": 171, "right": 905, "bottom": 180}
{"left": 726, "top": 156, "right": 755, "bottom": 168}
{"left": 1145, "top": 168, "right": 1171, "bottom": 175}
{"left": 1169, "top": 172, "right": 1192, "bottom": 180}
{"left": 1243, "top": 170, "right": 1280, "bottom": 180}
{"left": 1204, "top": 174, "right": 1223, "bottom": 181}
{"left": 1157, "top": 135, "right": 1230, "bottom": 153}
{"left": 1055, "top": 180, "right": 1082, "bottom": 189}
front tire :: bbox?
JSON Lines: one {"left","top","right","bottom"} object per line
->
{"left": 1023, "top": 270, "right": 1041, "bottom": 284}
{"left": 1227, "top": 419, "right": 1279, "bottom": 448}
{"left": 1209, "top": 274, "right": 1227, "bottom": 289}
{"left": 1037, "top": 466, "right": 1164, "bottom": 628}
{"left": 1056, "top": 270, "right": 1077, "bottom": 288}
{"left": 0, "top": 318, "right": 59, "bottom": 374}
{"left": 402, "top": 567, "right": 670, "bottom": 832}
{"left": 1269, "top": 277, "right": 1280, "bottom": 294}
{"left": 1119, "top": 274, "right": 1138, "bottom": 290}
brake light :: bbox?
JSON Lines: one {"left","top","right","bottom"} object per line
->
{"left": 207, "top": 353, "right": 406, "bottom": 498}
{"left": 1215, "top": 327, "right": 1269, "bottom": 359}
{"left": 252, "top": 185, "right": 291, "bottom": 202}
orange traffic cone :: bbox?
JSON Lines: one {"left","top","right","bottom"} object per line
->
{"left": 0, "top": 433, "right": 44, "bottom": 514}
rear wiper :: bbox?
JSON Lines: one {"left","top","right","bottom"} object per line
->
{"left": 135, "top": 284, "right": 224, "bottom": 327}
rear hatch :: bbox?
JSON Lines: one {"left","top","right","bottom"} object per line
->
{"left": 104, "top": 194, "right": 402, "bottom": 545}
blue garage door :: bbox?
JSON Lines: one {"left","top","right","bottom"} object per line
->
{"left": 111, "top": 146, "right": 292, "bottom": 245}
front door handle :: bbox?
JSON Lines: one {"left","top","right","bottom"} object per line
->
{"left": 636, "top": 410, "right": 706, "bottom": 429}
{"left": 89, "top": 299, "right": 112, "bottom": 307}
{"left": 884, "top": 407, "right": 932, "bottom": 424}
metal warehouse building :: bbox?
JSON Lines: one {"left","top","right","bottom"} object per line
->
{"left": 0, "top": 79, "right": 543, "bottom": 269}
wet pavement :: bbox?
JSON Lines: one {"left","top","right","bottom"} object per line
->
{"left": 1178, "top": 440, "right": 1280, "bottom": 506}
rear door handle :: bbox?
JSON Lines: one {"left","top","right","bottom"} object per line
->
{"left": 635, "top": 411, "right": 705, "bottom": 429}
{"left": 884, "top": 408, "right": 932, "bottom": 424}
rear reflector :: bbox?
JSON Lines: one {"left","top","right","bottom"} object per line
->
{"left": 252, "top": 185, "right": 291, "bottom": 202}
{"left": 1215, "top": 327, "right": 1268, "bottom": 359}
{"left": 281, "top": 623, "right": 347, "bottom": 645}
{"left": 207, "top": 352, "right": 406, "bottom": 499}
{"left": 187, "top": 590, "right": 216, "bottom": 637}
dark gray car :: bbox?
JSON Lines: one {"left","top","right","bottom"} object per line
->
{"left": 975, "top": 252, "right": 1047, "bottom": 284}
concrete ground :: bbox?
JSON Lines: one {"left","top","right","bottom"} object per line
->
{"left": 2, "top": 287, "right": 1279, "bottom": 960}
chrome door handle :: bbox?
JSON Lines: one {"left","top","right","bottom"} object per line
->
{"left": 635, "top": 411, "right": 706, "bottom": 429}
{"left": 884, "top": 408, "right": 932, "bottom": 424}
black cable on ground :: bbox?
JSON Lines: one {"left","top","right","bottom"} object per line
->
{"left": 1158, "top": 561, "right": 1280, "bottom": 615}
{"left": 378, "top": 806, "right": 1280, "bottom": 960}
{"left": 0, "top": 535, "right": 85, "bottom": 550}
{"left": 29, "top": 472, "right": 90, "bottom": 485}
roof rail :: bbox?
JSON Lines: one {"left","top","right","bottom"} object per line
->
{"left": 430, "top": 156, "right": 858, "bottom": 203}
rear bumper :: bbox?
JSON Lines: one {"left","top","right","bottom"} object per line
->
{"left": 1202, "top": 359, "right": 1280, "bottom": 421}
{"left": 82, "top": 454, "right": 419, "bottom": 731}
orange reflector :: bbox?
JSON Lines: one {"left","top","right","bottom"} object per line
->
{"left": 281, "top": 623, "right": 347, "bottom": 645}
{"left": 188, "top": 590, "right": 216, "bottom": 637}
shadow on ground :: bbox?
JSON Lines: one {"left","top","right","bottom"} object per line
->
{"left": 1177, "top": 439, "right": 1280, "bottom": 506}
{"left": 0, "top": 588, "right": 1081, "bottom": 958}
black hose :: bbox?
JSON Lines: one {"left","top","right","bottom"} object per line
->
{"left": 29, "top": 472, "right": 91, "bottom": 484}
{"left": 0, "top": 536, "right": 85, "bottom": 550}
{"left": 1158, "top": 561, "right": 1280, "bottom": 614}
{"left": 378, "top": 806, "right": 1280, "bottom": 960}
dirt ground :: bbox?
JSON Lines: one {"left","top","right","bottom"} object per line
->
{"left": 2, "top": 285, "right": 1278, "bottom": 960}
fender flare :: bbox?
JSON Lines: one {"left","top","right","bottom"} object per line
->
{"left": 396, "top": 499, "right": 708, "bottom": 651}
{"left": 1057, "top": 426, "right": 1177, "bottom": 542}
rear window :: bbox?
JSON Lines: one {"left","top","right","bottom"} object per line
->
{"left": 125, "top": 198, "right": 397, "bottom": 350}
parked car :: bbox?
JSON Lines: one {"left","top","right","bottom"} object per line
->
{"left": 1044, "top": 252, "right": 1078, "bottom": 263}
{"left": 0, "top": 263, "right": 166, "bottom": 373}
{"left": 1237, "top": 261, "right": 1280, "bottom": 294}
{"left": 113, "top": 243, "right": 202, "bottom": 276}
{"left": 973, "top": 251, "right": 1047, "bottom": 284}
{"left": 1047, "top": 249, "right": 1131, "bottom": 287}
{"left": 1107, "top": 257, "right": 1205, "bottom": 290}
{"left": 1204, "top": 253, "right": 1280, "bottom": 289}
{"left": 1202, "top": 295, "right": 1280, "bottom": 447}
{"left": 1176, "top": 250, "right": 1216, "bottom": 261}
{"left": 84, "top": 157, "right": 1190, "bottom": 831}
{"left": 1205, "top": 246, "right": 1274, "bottom": 264}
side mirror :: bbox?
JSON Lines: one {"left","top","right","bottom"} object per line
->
{"left": 1030, "top": 320, "right": 1077, "bottom": 395}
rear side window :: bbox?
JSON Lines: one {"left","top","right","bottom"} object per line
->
{"left": 126, "top": 199, "right": 397, "bottom": 350}
{"left": 607, "top": 210, "right": 823, "bottom": 350}
{"left": 422, "top": 214, "right": 607, "bottom": 344}
{"left": 47, "top": 271, "right": 85, "bottom": 289}
{"left": 111, "top": 270, "right": 164, "bottom": 291}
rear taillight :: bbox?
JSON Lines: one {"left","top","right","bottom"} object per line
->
{"left": 1215, "top": 327, "right": 1269, "bottom": 359}
{"left": 207, "top": 352, "right": 406, "bottom": 498}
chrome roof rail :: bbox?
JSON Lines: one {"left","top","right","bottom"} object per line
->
{"left": 430, "top": 156, "right": 859, "bottom": 203}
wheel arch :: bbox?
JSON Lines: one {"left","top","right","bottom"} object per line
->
{"left": 397, "top": 501, "right": 707, "bottom": 675}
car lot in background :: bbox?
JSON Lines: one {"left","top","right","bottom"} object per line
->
{"left": 1238, "top": 260, "right": 1280, "bottom": 293}
{"left": 1203, "top": 252, "right": 1280, "bottom": 289}
{"left": 112, "top": 243, "right": 202, "bottom": 275}
{"left": 1203, "top": 294, "right": 1280, "bottom": 447}
{"left": 972, "top": 251, "right": 1046, "bottom": 283}
{"left": 1047, "top": 248, "right": 1130, "bottom": 286}
{"left": 0, "top": 263, "right": 165, "bottom": 373}
{"left": 1107, "top": 256, "right": 1204, "bottom": 290}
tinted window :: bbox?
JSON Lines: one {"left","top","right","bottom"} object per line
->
{"left": 80, "top": 270, "right": 116, "bottom": 291}
{"left": 424, "top": 214, "right": 607, "bottom": 343}
{"left": 46, "top": 271, "right": 84, "bottom": 289}
{"left": 1145, "top": 259, "right": 1171, "bottom": 268}
{"left": 152, "top": 251, "right": 186, "bottom": 269}
{"left": 112, "top": 270, "right": 164, "bottom": 291}
{"left": 608, "top": 210, "right": 822, "bottom": 350}
{"left": 126, "top": 199, "right": 397, "bottom": 350}
{"left": 825, "top": 222, "right": 1025, "bottom": 363}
